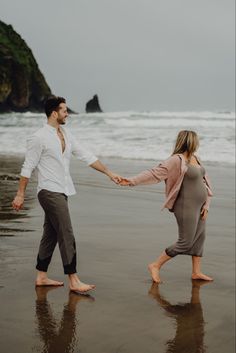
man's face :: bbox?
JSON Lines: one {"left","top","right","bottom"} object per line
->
{"left": 56, "top": 103, "right": 68, "bottom": 125}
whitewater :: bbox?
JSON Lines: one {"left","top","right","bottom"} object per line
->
{"left": 0, "top": 111, "right": 235, "bottom": 164}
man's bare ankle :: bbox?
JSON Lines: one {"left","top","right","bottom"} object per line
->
{"left": 68, "top": 273, "right": 78, "bottom": 279}
{"left": 36, "top": 271, "right": 48, "bottom": 280}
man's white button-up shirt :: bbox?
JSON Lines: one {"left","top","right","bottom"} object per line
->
{"left": 21, "top": 124, "right": 98, "bottom": 196}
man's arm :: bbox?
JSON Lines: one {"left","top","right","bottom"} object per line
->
{"left": 70, "top": 133, "right": 122, "bottom": 183}
{"left": 12, "top": 176, "right": 29, "bottom": 211}
{"left": 12, "top": 134, "right": 42, "bottom": 211}
{"left": 89, "top": 160, "right": 122, "bottom": 183}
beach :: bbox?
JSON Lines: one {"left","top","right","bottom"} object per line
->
{"left": 0, "top": 155, "right": 235, "bottom": 353}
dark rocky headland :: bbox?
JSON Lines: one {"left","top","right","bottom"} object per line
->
{"left": 0, "top": 20, "right": 52, "bottom": 113}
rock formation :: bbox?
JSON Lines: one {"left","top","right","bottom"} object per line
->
{"left": 0, "top": 20, "right": 52, "bottom": 112}
{"left": 85, "top": 94, "right": 103, "bottom": 113}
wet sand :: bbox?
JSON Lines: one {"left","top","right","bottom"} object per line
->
{"left": 0, "top": 155, "right": 235, "bottom": 353}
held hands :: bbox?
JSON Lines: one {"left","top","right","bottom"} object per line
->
{"left": 107, "top": 171, "right": 123, "bottom": 184}
{"left": 12, "top": 194, "right": 24, "bottom": 211}
{"left": 119, "top": 178, "right": 132, "bottom": 186}
{"left": 106, "top": 170, "right": 132, "bottom": 186}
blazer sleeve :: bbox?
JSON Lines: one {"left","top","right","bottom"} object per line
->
{"left": 129, "top": 155, "right": 178, "bottom": 186}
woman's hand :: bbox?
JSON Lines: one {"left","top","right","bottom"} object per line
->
{"left": 201, "top": 208, "right": 208, "bottom": 220}
{"left": 119, "top": 178, "right": 132, "bottom": 186}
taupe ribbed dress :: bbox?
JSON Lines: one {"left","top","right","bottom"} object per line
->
{"left": 165, "top": 164, "right": 208, "bottom": 257}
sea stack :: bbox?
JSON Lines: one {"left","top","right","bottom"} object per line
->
{"left": 85, "top": 94, "right": 103, "bottom": 113}
{"left": 0, "top": 20, "right": 52, "bottom": 113}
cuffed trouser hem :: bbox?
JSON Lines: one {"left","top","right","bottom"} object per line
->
{"left": 64, "top": 268, "right": 77, "bottom": 275}
{"left": 63, "top": 253, "right": 77, "bottom": 275}
{"left": 36, "top": 255, "right": 53, "bottom": 272}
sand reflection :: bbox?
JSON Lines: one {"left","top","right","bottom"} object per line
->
{"left": 149, "top": 280, "right": 210, "bottom": 353}
{"left": 35, "top": 287, "right": 94, "bottom": 353}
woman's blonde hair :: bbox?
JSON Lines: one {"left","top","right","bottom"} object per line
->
{"left": 172, "top": 130, "right": 199, "bottom": 157}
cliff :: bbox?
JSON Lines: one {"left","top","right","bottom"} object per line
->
{"left": 0, "top": 20, "right": 52, "bottom": 113}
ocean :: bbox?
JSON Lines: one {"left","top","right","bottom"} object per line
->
{"left": 0, "top": 111, "right": 235, "bottom": 164}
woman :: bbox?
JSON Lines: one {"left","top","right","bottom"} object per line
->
{"left": 120, "top": 130, "right": 213, "bottom": 283}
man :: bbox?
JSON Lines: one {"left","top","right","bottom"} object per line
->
{"left": 12, "top": 96, "right": 121, "bottom": 294}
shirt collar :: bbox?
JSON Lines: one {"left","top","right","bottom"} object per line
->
{"left": 45, "top": 124, "right": 58, "bottom": 133}
{"left": 44, "top": 124, "right": 67, "bottom": 141}
{"left": 45, "top": 124, "right": 66, "bottom": 134}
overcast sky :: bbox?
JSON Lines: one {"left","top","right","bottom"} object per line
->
{"left": 1, "top": 0, "right": 235, "bottom": 112}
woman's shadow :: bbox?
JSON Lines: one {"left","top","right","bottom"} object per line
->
{"left": 35, "top": 287, "right": 95, "bottom": 353}
{"left": 149, "top": 280, "right": 211, "bottom": 353}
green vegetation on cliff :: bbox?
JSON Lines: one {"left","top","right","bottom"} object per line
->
{"left": 0, "top": 20, "right": 52, "bottom": 112}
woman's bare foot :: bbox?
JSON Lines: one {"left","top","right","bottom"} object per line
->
{"left": 35, "top": 278, "right": 64, "bottom": 287}
{"left": 148, "top": 263, "right": 162, "bottom": 283}
{"left": 192, "top": 273, "right": 213, "bottom": 281}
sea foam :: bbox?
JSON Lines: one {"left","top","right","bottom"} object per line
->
{"left": 0, "top": 111, "right": 235, "bottom": 164}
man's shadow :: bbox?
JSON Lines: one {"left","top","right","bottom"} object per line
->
{"left": 149, "top": 280, "right": 211, "bottom": 353}
{"left": 35, "top": 287, "right": 95, "bottom": 353}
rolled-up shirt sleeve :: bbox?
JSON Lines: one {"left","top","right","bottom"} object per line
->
{"left": 70, "top": 134, "right": 98, "bottom": 165}
{"left": 21, "top": 135, "right": 43, "bottom": 178}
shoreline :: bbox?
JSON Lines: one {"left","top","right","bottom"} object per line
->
{"left": 0, "top": 152, "right": 235, "bottom": 168}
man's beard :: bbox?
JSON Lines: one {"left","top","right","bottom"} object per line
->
{"left": 57, "top": 117, "right": 66, "bottom": 125}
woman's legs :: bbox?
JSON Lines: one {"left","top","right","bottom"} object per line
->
{"left": 191, "top": 256, "right": 213, "bottom": 281}
{"left": 148, "top": 253, "right": 214, "bottom": 283}
{"left": 148, "top": 251, "right": 172, "bottom": 283}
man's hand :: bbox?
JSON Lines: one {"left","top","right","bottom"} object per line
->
{"left": 12, "top": 194, "right": 24, "bottom": 211}
{"left": 201, "top": 208, "right": 208, "bottom": 221}
{"left": 107, "top": 171, "right": 122, "bottom": 184}
{"left": 89, "top": 160, "right": 122, "bottom": 184}
{"left": 11, "top": 176, "right": 29, "bottom": 211}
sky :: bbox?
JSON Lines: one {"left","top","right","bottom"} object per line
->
{"left": 0, "top": 0, "right": 235, "bottom": 112}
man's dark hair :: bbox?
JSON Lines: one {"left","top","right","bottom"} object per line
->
{"left": 45, "top": 96, "right": 66, "bottom": 117}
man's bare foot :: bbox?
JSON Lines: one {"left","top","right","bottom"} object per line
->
{"left": 35, "top": 278, "right": 64, "bottom": 287}
{"left": 192, "top": 273, "right": 213, "bottom": 281}
{"left": 70, "top": 281, "right": 95, "bottom": 294}
{"left": 148, "top": 263, "right": 162, "bottom": 283}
